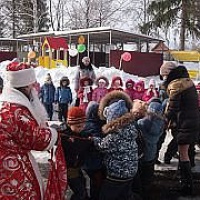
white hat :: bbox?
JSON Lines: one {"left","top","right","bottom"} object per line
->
{"left": 6, "top": 62, "right": 36, "bottom": 88}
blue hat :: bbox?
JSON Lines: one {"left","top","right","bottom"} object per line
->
{"left": 103, "top": 100, "right": 128, "bottom": 122}
{"left": 148, "top": 101, "right": 163, "bottom": 114}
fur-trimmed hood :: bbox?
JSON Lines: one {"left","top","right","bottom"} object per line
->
{"left": 135, "top": 81, "right": 145, "bottom": 91}
{"left": 60, "top": 76, "right": 70, "bottom": 86}
{"left": 102, "top": 112, "right": 137, "bottom": 134}
{"left": 125, "top": 79, "right": 135, "bottom": 89}
{"left": 110, "top": 76, "right": 123, "bottom": 87}
{"left": 98, "top": 90, "right": 133, "bottom": 120}
{"left": 95, "top": 76, "right": 109, "bottom": 87}
{"left": 167, "top": 78, "right": 194, "bottom": 96}
{"left": 80, "top": 77, "right": 93, "bottom": 87}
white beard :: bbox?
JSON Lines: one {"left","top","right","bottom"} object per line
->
{"left": 30, "top": 88, "right": 48, "bottom": 127}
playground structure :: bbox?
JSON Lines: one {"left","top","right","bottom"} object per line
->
{"left": 170, "top": 51, "right": 200, "bottom": 79}
{"left": 38, "top": 37, "right": 68, "bottom": 68}
{"left": 17, "top": 27, "right": 163, "bottom": 76}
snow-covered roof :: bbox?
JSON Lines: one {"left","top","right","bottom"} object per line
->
{"left": 0, "top": 38, "right": 28, "bottom": 42}
{"left": 17, "top": 27, "right": 163, "bottom": 44}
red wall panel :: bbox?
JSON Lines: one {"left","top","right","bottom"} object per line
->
{"left": 110, "top": 50, "right": 163, "bottom": 77}
{"left": 0, "top": 51, "right": 17, "bottom": 62}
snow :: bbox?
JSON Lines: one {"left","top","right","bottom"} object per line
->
{"left": 0, "top": 61, "right": 162, "bottom": 95}
{"left": 1, "top": 60, "right": 200, "bottom": 164}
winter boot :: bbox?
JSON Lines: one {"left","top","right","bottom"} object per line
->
{"left": 189, "top": 145, "right": 196, "bottom": 167}
{"left": 179, "top": 161, "right": 193, "bottom": 196}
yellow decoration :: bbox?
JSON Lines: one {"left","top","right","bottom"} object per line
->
{"left": 28, "top": 51, "right": 36, "bottom": 59}
{"left": 78, "top": 35, "right": 85, "bottom": 44}
{"left": 170, "top": 51, "right": 200, "bottom": 62}
{"left": 188, "top": 70, "right": 199, "bottom": 79}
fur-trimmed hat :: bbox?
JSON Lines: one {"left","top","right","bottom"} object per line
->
{"left": 95, "top": 76, "right": 109, "bottom": 87}
{"left": 160, "top": 61, "right": 178, "bottom": 77}
{"left": 99, "top": 90, "right": 132, "bottom": 120}
{"left": 80, "top": 77, "right": 93, "bottom": 87}
{"left": 67, "top": 106, "right": 86, "bottom": 125}
{"left": 111, "top": 76, "right": 123, "bottom": 87}
{"left": 60, "top": 76, "right": 70, "bottom": 86}
{"left": 103, "top": 100, "right": 128, "bottom": 122}
{"left": 6, "top": 62, "right": 36, "bottom": 88}
{"left": 125, "top": 79, "right": 135, "bottom": 88}
{"left": 135, "top": 81, "right": 145, "bottom": 91}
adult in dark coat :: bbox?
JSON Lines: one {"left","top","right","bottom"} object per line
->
{"left": 160, "top": 62, "right": 200, "bottom": 196}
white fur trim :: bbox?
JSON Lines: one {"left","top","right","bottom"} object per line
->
{"left": 28, "top": 152, "right": 44, "bottom": 199}
{"left": 99, "top": 79, "right": 106, "bottom": 83}
{"left": 7, "top": 68, "right": 36, "bottom": 88}
{"left": 44, "top": 128, "right": 58, "bottom": 150}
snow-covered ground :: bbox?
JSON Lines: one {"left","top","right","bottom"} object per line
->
{"left": 1, "top": 60, "right": 200, "bottom": 167}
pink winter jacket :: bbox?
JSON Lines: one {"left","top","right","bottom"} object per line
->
{"left": 92, "top": 88, "right": 108, "bottom": 103}
{"left": 142, "top": 89, "right": 159, "bottom": 102}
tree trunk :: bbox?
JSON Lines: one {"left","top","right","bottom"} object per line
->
{"left": 180, "top": 0, "right": 187, "bottom": 50}
{"left": 32, "top": 0, "right": 38, "bottom": 33}
{"left": 12, "top": 0, "right": 16, "bottom": 38}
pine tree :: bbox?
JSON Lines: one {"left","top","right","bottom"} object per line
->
{"left": 140, "top": 0, "right": 200, "bottom": 50}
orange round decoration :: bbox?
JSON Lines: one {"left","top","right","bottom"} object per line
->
{"left": 28, "top": 51, "right": 36, "bottom": 59}
{"left": 78, "top": 36, "right": 85, "bottom": 44}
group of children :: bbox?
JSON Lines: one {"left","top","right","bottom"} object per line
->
{"left": 38, "top": 71, "right": 160, "bottom": 123}
{"left": 58, "top": 89, "right": 166, "bottom": 200}
{"left": 75, "top": 75, "right": 159, "bottom": 113}
{"left": 39, "top": 73, "right": 72, "bottom": 121}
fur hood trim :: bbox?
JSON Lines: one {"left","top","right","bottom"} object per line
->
{"left": 95, "top": 76, "right": 109, "bottom": 87}
{"left": 102, "top": 112, "right": 137, "bottom": 134}
{"left": 167, "top": 78, "right": 194, "bottom": 96}
{"left": 99, "top": 90, "right": 133, "bottom": 120}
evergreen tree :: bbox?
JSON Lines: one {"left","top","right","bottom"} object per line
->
{"left": 140, "top": 0, "right": 200, "bottom": 50}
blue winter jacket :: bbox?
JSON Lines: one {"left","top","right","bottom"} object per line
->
{"left": 83, "top": 101, "right": 105, "bottom": 170}
{"left": 54, "top": 86, "right": 72, "bottom": 104}
{"left": 137, "top": 114, "right": 164, "bottom": 162}
{"left": 40, "top": 82, "right": 55, "bottom": 104}
{"left": 93, "top": 113, "right": 138, "bottom": 179}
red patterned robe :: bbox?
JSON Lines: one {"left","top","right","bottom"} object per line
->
{"left": 0, "top": 88, "right": 58, "bottom": 200}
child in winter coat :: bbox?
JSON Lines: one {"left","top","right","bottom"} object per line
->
{"left": 92, "top": 76, "right": 109, "bottom": 103}
{"left": 61, "top": 106, "right": 93, "bottom": 200}
{"left": 83, "top": 101, "right": 106, "bottom": 200}
{"left": 40, "top": 74, "right": 55, "bottom": 120}
{"left": 142, "top": 79, "right": 159, "bottom": 102}
{"left": 78, "top": 77, "right": 93, "bottom": 112}
{"left": 55, "top": 76, "right": 72, "bottom": 122}
{"left": 108, "top": 76, "right": 123, "bottom": 92}
{"left": 92, "top": 91, "right": 139, "bottom": 200}
{"left": 125, "top": 79, "right": 135, "bottom": 100}
{"left": 137, "top": 101, "right": 164, "bottom": 195}
{"left": 134, "top": 81, "right": 145, "bottom": 100}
